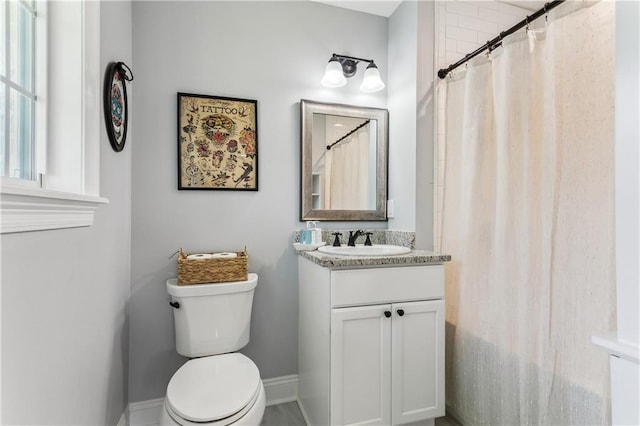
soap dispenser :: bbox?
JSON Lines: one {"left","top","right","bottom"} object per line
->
{"left": 312, "top": 221, "right": 322, "bottom": 244}
{"left": 302, "top": 221, "right": 322, "bottom": 244}
{"left": 300, "top": 222, "right": 313, "bottom": 244}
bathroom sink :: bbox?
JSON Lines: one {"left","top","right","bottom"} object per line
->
{"left": 317, "top": 244, "right": 411, "bottom": 257}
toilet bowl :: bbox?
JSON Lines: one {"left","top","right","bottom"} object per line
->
{"left": 160, "top": 354, "right": 265, "bottom": 425}
{"left": 163, "top": 275, "right": 264, "bottom": 425}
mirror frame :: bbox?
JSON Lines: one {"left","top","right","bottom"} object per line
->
{"left": 300, "top": 99, "right": 388, "bottom": 221}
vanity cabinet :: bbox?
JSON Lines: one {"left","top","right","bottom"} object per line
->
{"left": 298, "top": 257, "right": 445, "bottom": 426}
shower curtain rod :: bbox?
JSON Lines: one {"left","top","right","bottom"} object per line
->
{"left": 437, "top": 0, "right": 565, "bottom": 79}
{"left": 326, "top": 120, "right": 370, "bottom": 150}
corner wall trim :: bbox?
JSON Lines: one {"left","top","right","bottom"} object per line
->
{"left": 127, "top": 375, "right": 299, "bottom": 425}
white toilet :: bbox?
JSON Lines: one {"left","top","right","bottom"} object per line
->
{"left": 161, "top": 273, "right": 265, "bottom": 425}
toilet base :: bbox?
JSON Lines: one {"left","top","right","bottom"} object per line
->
{"left": 160, "top": 381, "right": 265, "bottom": 426}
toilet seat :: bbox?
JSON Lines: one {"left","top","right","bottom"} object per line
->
{"left": 166, "top": 353, "right": 261, "bottom": 424}
{"left": 164, "top": 382, "right": 263, "bottom": 426}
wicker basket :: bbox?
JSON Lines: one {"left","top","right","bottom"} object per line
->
{"left": 177, "top": 248, "right": 248, "bottom": 285}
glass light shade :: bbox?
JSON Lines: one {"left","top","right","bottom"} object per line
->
{"left": 321, "top": 59, "right": 347, "bottom": 88}
{"left": 360, "top": 64, "right": 385, "bottom": 93}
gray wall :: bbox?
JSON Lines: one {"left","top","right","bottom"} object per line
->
{"left": 129, "top": 1, "right": 388, "bottom": 403}
{"left": 0, "top": 1, "right": 132, "bottom": 424}
{"left": 386, "top": 1, "right": 436, "bottom": 247}
{"left": 386, "top": 0, "right": 435, "bottom": 244}
{"left": 387, "top": 1, "right": 418, "bottom": 232}
{"left": 415, "top": 1, "right": 435, "bottom": 250}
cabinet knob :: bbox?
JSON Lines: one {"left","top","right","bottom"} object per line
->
{"left": 397, "top": 309, "right": 405, "bottom": 317}
{"left": 384, "top": 311, "right": 391, "bottom": 318}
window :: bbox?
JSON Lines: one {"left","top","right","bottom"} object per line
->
{"left": 1, "top": 0, "right": 38, "bottom": 182}
{"left": 0, "top": 1, "right": 108, "bottom": 234}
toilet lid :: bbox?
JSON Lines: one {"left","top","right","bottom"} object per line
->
{"left": 167, "top": 353, "right": 261, "bottom": 423}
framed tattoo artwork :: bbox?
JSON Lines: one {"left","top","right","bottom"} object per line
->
{"left": 177, "top": 93, "right": 258, "bottom": 190}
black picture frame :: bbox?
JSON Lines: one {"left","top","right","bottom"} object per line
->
{"left": 103, "top": 62, "right": 131, "bottom": 152}
{"left": 177, "top": 93, "right": 259, "bottom": 191}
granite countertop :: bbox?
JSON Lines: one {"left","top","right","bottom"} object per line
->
{"left": 296, "top": 249, "right": 451, "bottom": 269}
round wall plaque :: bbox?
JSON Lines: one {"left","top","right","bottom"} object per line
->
{"left": 103, "top": 61, "right": 133, "bottom": 152}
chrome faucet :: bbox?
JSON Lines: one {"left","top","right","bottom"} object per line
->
{"left": 347, "top": 229, "right": 365, "bottom": 247}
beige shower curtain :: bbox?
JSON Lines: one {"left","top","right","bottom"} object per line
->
{"left": 437, "top": 2, "right": 615, "bottom": 425}
{"left": 325, "top": 130, "right": 370, "bottom": 210}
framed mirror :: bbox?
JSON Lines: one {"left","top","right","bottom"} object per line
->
{"left": 300, "top": 99, "right": 388, "bottom": 221}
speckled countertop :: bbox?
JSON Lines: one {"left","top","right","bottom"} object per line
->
{"left": 293, "top": 229, "right": 451, "bottom": 269}
{"left": 296, "top": 249, "right": 451, "bottom": 269}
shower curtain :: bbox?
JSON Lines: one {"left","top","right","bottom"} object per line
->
{"left": 437, "top": 2, "right": 615, "bottom": 425}
{"left": 325, "top": 129, "right": 370, "bottom": 210}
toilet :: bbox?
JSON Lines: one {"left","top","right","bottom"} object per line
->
{"left": 161, "top": 273, "right": 265, "bottom": 426}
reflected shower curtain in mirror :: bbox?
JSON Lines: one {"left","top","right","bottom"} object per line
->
{"left": 437, "top": 1, "right": 615, "bottom": 425}
{"left": 325, "top": 129, "right": 370, "bottom": 210}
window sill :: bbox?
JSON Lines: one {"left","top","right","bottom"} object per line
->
{"left": 0, "top": 184, "right": 109, "bottom": 234}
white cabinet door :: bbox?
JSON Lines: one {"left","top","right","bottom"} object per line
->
{"left": 331, "top": 305, "right": 392, "bottom": 426}
{"left": 391, "top": 300, "right": 445, "bottom": 425}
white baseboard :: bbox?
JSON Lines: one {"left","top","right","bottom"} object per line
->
{"left": 263, "top": 374, "right": 299, "bottom": 406}
{"left": 127, "top": 374, "right": 299, "bottom": 425}
{"left": 116, "top": 410, "right": 128, "bottom": 426}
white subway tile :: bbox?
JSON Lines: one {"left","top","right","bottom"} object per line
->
{"left": 498, "top": 2, "right": 530, "bottom": 17}
{"left": 446, "top": 26, "right": 478, "bottom": 43}
{"left": 478, "top": 1, "right": 500, "bottom": 11}
{"left": 476, "top": 31, "right": 496, "bottom": 44}
{"left": 445, "top": 38, "right": 457, "bottom": 52}
{"left": 478, "top": 7, "right": 523, "bottom": 26}
{"left": 446, "top": 1, "right": 479, "bottom": 18}
{"left": 446, "top": 12, "right": 458, "bottom": 26}
{"left": 456, "top": 39, "right": 482, "bottom": 54}
{"left": 457, "top": 14, "right": 499, "bottom": 34}
{"left": 446, "top": 51, "right": 461, "bottom": 64}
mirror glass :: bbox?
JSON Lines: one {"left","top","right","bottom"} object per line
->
{"left": 300, "top": 99, "right": 388, "bottom": 221}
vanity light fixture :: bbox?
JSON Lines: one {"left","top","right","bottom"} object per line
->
{"left": 321, "top": 53, "right": 385, "bottom": 93}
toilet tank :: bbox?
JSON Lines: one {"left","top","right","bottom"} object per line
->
{"left": 166, "top": 273, "right": 258, "bottom": 358}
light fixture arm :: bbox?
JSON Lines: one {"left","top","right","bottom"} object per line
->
{"left": 331, "top": 53, "right": 375, "bottom": 65}
{"left": 330, "top": 54, "right": 378, "bottom": 79}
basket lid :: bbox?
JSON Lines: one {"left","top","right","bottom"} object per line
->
{"left": 167, "top": 353, "right": 261, "bottom": 423}
{"left": 167, "top": 273, "right": 257, "bottom": 297}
